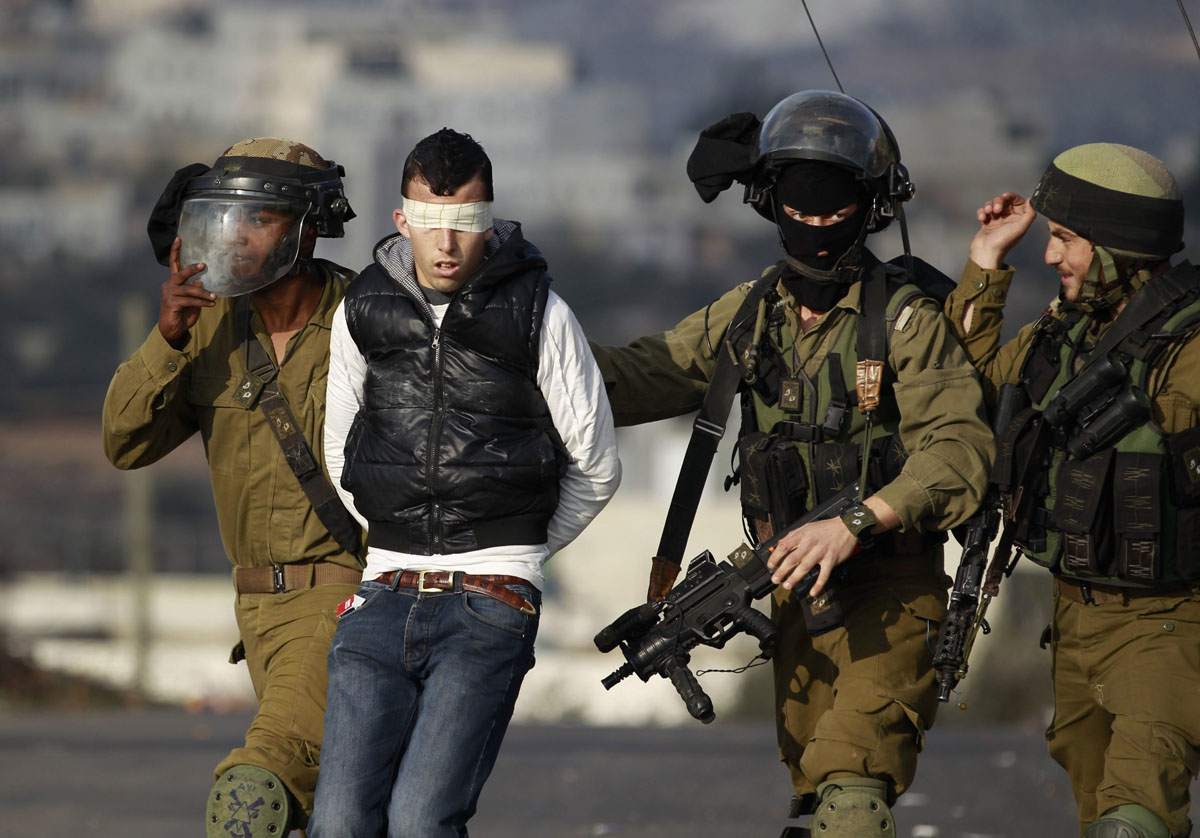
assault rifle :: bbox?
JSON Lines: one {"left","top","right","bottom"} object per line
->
{"left": 595, "top": 481, "right": 862, "bottom": 723}
{"left": 933, "top": 354, "right": 1151, "bottom": 703}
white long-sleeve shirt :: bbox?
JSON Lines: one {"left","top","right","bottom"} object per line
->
{"left": 324, "top": 287, "right": 620, "bottom": 591}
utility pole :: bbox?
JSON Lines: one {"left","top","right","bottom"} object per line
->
{"left": 119, "top": 296, "right": 153, "bottom": 697}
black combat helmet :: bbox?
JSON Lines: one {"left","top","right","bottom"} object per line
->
{"left": 745, "top": 90, "right": 913, "bottom": 233}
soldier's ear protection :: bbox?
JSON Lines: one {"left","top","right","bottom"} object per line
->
{"left": 302, "top": 163, "right": 355, "bottom": 238}
{"left": 866, "top": 105, "right": 915, "bottom": 232}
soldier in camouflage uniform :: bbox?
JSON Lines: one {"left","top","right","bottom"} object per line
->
{"left": 103, "top": 138, "right": 361, "bottom": 837}
{"left": 591, "top": 91, "right": 994, "bottom": 837}
{"left": 947, "top": 143, "right": 1200, "bottom": 838}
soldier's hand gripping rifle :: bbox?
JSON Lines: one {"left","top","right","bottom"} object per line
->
{"left": 594, "top": 481, "right": 862, "bottom": 723}
{"left": 933, "top": 353, "right": 1150, "bottom": 703}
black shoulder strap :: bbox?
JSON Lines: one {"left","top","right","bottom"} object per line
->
{"left": 235, "top": 300, "right": 363, "bottom": 562}
{"left": 1090, "top": 263, "right": 1200, "bottom": 361}
{"left": 653, "top": 267, "right": 783, "bottom": 568}
{"left": 854, "top": 261, "right": 891, "bottom": 365}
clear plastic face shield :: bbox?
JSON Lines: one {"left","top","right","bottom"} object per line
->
{"left": 177, "top": 196, "right": 308, "bottom": 297}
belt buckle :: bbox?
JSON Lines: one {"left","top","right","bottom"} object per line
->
{"left": 272, "top": 564, "right": 287, "bottom": 594}
{"left": 417, "top": 570, "right": 445, "bottom": 593}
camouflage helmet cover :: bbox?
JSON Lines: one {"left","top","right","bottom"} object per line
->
{"left": 216, "top": 137, "right": 331, "bottom": 170}
{"left": 1030, "top": 142, "right": 1183, "bottom": 259}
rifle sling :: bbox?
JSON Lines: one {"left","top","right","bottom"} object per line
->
{"left": 236, "top": 300, "right": 363, "bottom": 562}
{"left": 1084, "top": 263, "right": 1199, "bottom": 366}
{"left": 854, "top": 260, "right": 889, "bottom": 366}
{"left": 654, "top": 268, "right": 783, "bottom": 566}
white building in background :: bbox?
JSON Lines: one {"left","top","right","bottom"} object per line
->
{"left": 0, "top": 182, "right": 127, "bottom": 266}
{"left": 107, "top": 7, "right": 343, "bottom": 145}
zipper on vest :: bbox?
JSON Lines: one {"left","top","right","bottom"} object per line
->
{"left": 428, "top": 326, "right": 445, "bottom": 553}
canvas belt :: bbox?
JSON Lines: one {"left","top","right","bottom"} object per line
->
{"left": 1054, "top": 575, "right": 1191, "bottom": 606}
{"left": 370, "top": 569, "right": 538, "bottom": 615}
{"left": 234, "top": 561, "right": 362, "bottom": 594}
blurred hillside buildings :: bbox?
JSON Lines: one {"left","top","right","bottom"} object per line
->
{"left": 2, "top": 0, "right": 1197, "bottom": 396}
{"left": 0, "top": 0, "right": 1195, "bottom": 720}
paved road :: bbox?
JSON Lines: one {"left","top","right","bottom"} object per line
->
{"left": 1, "top": 709, "right": 1195, "bottom": 837}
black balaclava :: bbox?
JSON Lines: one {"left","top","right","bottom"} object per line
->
{"left": 773, "top": 162, "right": 871, "bottom": 309}
{"left": 774, "top": 162, "right": 868, "bottom": 271}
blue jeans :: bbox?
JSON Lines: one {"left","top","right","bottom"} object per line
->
{"left": 308, "top": 574, "right": 540, "bottom": 838}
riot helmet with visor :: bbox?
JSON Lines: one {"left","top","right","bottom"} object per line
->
{"left": 746, "top": 90, "right": 912, "bottom": 234}
{"left": 150, "top": 138, "right": 355, "bottom": 297}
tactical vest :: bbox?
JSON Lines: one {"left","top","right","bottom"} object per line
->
{"left": 1006, "top": 263, "right": 1200, "bottom": 586}
{"left": 731, "top": 259, "right": 935, "bottom": 550}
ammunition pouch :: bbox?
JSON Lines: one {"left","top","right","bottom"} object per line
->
{"left": 740, "top": 431, "right": 924, "bottom": 556}
{"left": 1112, "top": 452, "right": 1163, "bottom": 581}
{"left": 798, "top": 585, "right": 845, "bottom": 636}
{"left": 1050, "top": 450, "right": 1116, "bottom": 576}
{"left": 1167, "top": 425, "right": 1200, "bottom": 580}
{"left": 738, "top": 431, "right": 809, "bottom": 543}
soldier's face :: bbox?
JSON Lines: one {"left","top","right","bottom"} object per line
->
{"left": 229, "top": 205, "right": 297, "bottom": 279}
{"left": 1045, "top": 220, "right": 1094, "bottom": 302}
{"left": 394, "top": 175, "right": 492, "bottom": 293}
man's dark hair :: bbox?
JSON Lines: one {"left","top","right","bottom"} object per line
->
{"left": 401, "top": 128, "right": 494, "bottom": 200}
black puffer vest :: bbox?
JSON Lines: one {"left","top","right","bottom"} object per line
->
{"left": 341, "top": 224, "right": 567, "bottom": 555}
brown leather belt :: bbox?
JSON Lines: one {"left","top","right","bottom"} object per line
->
{"left": 370, "top": 570, "right": 538, "bottom": 615}
{"left": 1055, "top": 575, "right": 1190, "bottom": 606}
{"left": 235, "top": 561, "right": 362, "bottom": 595}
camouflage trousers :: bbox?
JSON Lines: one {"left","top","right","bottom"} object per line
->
{"left": 771, "top": 566, "right": 948, "bottom": 801}
{"left": 1046, "top": 584, "right": 1200, "bottom": 837}
{"left": 215, "top": 582, "right": 359, "bottom": 825}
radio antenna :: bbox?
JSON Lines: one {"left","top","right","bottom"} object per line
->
{"left": 801, "top": 0, "right": 845, "bottom": 93}
{"left": 1177, "top": 0, "right": 1200, "bottom": 62}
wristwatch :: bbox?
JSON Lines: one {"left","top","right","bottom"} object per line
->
{"left": 840, "top": 502, "right": 878, "bottom": 546}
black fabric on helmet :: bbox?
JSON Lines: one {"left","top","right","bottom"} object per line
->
{"left": 1032, "top": 163, "right": 1184, "bottom": 257}
{"left": 146, "top": 162, "right": 211, "bottom": 266}
{"left": 685, "top": 112, "right": 761, "bottom": 203}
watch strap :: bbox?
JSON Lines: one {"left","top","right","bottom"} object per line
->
{"left": 840, "top": 502, "right": 878, "bottom": 544}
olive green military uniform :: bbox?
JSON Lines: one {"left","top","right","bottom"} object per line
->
{"left": 948, "top": 260, "right": 1200, "bottom": 836}
{"left": 593, "top": 264, "right": 993, "bottom": 801}
{"left": 102, "top": 261, "right": 362, "bottom": 819}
